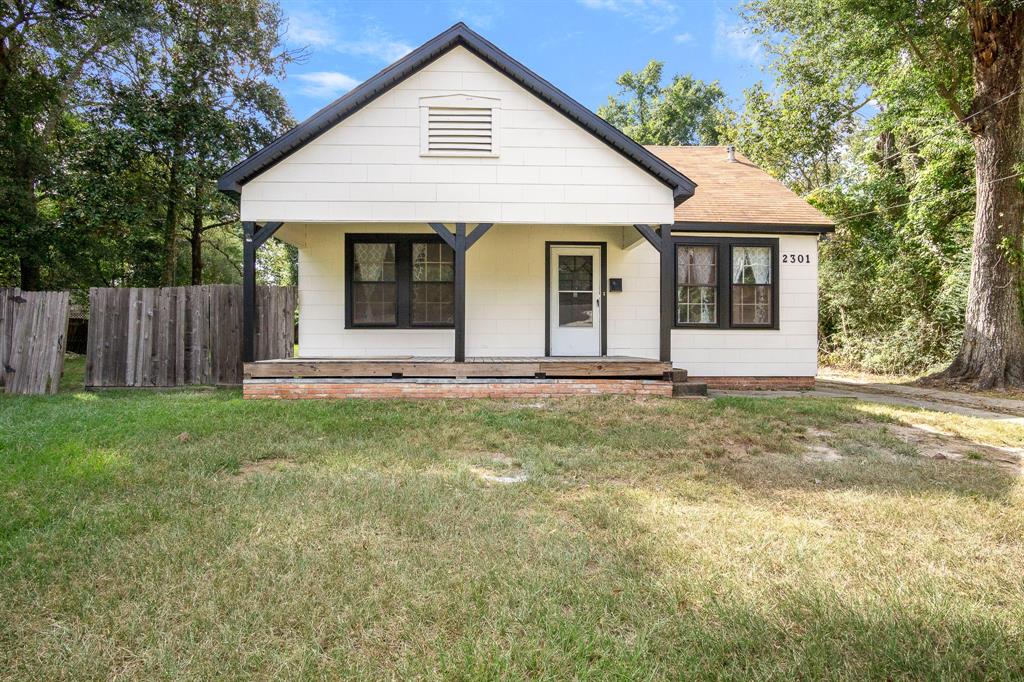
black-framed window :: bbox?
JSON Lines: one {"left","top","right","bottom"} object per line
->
{"left": 730, "top": 245, "right": 773, "bottom": 328}
{"left": 675, "top": 245, "right": 718, "bottom": 326}
{"left": 346, "top": 234, "right": 454, "bottom": 328}
{"left": 411, "top": 242, "right": 454, "bottom": 325}
{"left": 673, "top": 237, "right": 778, "bottom": 330}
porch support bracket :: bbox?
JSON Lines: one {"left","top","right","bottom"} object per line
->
{"left": 243, "top": 220, "right": 285, "bottom": 363}
{"left": 427, "top": 222, "right": 494, "bottom": 362}
{"left": 633, "top": 224, "right": 674, "bottom": 363}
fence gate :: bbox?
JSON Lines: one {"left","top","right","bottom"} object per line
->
{"left": 86, "top": 285, "right": 295, "bottom": 388}
{"left": 0, "top": 288, "right": 71, "bottom": 395}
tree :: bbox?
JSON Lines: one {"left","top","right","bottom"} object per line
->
{"left": 97, "top": 0, "right": 294, "bottom": 286}
{"left": 0, "top": 0, "right": 148, "bottom": 289}
{"left": 727, "top": 82, "right": 863, "bottom": 195}
{"left": 743, "top": 0, "right": 1024, "bottom": 388}
{"left": 598, "top": 60, "right": 732, "bottom": 145}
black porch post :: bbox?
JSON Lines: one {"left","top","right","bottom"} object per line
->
{"left": 427, "top": 221, "right": 492, "bottom": 363}
{"left": 242, "top": 221, "right": 256, "bottom": 363}
{"left": 659, "top": 224, "right": 673, "bottom": 363}
{"left": 454, "top": 222, "right": 467, "bottom": 362}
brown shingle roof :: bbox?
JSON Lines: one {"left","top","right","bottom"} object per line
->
{"left": 645, "top": 145, "right": 833, "bottom": 227}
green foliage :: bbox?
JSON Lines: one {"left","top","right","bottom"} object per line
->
{"left": 814, "top": 134, "right": 975, "bottom": 373}
{"left": 598, "top": 61, "right": 733, "bottom": 145}
{"left": 734, "top": 0, "right": 989, "bottom": 374}
{"left": 0, "top": 1, "right": 150, "bottom": 289}
{"left": 0, "top": 0, "right": 296, "bottom": 291}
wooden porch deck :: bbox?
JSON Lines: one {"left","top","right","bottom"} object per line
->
{"left": 244, "top": 356, "right": 674, "bottom": 380}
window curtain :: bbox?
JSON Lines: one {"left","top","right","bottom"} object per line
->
{"left": 354, "top": 243, "right": 391, "bottom": 281}
{"left": 733, "top": 247, "right": 771, "bottom": 284}
{"left": 691, "top": 247, "right": 715, "bottom": 285}
{"left": 677, "top": 246, "right": 715, "bottom": 285}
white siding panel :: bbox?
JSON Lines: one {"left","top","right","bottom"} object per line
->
{"left": 240, "top": 46, "right": 674, "bottom": 225}
{"left": 671, "top": 234, "right": 819, "bottom": 377}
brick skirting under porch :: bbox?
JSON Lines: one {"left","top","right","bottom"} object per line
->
{"left": 693, "top": 376, "right": 816, "bottom": 390}
{"left": 244, "top": 377, "right": 675, "bottom": 400}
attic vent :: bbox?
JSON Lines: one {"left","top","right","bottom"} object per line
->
{"left": 428, "top": 107, "right": 493, "bottom": 153}
{"left": 420, "top": 94, "right": 501, "bottom": 157}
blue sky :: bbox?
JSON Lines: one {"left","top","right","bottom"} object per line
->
{"left": 276, "top": 0, "right": 770, "bottom": 122}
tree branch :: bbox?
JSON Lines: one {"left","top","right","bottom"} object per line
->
{"left": 206, "top": 239, "right": 243, "bottom": 277}
{"left": 901, "top": 27, "right": 968, "bottom": 122}
{"left": 199, "top": 218, "right": 238, "bottom": 232}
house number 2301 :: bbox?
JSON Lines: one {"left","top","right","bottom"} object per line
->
{"left": 782, "top": 254, "right": 811, "bottom": 264}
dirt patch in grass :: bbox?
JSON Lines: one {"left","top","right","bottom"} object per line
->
{"left": 794, "top": 422, "right": 1022, "bottom": 472}
{"left": 235, "top": 458, "right": 298, "bottom": 478}
{"left": 803, "top": 443, "right": 843, "bottom": 463}
{"left": 887, "top": 424, "right": 1023, "bottom": 472}
{"left": 796, "top": 428, "right": 844, "bottom": 463}
{"left": 464, "top": 451, "right": 529, "bottom": 484}
{"left": 470, "top": 467, "right": 529, "bottom": 484}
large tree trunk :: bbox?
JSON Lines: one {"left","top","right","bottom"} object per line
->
{"left": 19, "top": 256, "right": 40, "bottom": 290}
{"left": 190, "top": 203, "right": 203, "bottom": 285}
{"left": 940, "top": 2, "right": 1024, "bottom": 388}
{"left": 160, "top": 163, "right": 179, "bottom": 286}
{"left": 15, "top": 166, "right": 41, "bottom": 290}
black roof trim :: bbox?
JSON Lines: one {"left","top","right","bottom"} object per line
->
{"left": 218, "top": 23, "right": 696, "bottom": 203}
{"left": 673, "top": 221, "right": 835, "bottom": 235}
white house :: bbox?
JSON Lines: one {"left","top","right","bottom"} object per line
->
{"left": 221, "top": 23, "right": 833, "bottom": 399}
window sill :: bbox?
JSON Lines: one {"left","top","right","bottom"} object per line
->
{"left": 345, "top": 325, "right": 455, "bottom": 330}
{"left": 672, "top": 325, "right": 779, "bottom": 331}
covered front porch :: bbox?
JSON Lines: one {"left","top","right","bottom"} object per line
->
{"left": 241, "top": 221, "right": 679, "bottom": 362}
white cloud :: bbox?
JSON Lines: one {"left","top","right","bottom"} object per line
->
{"left": 295, "top": 71, "right": 360, "bottom": 99}
{"left": 714, "top": 15, "right": 762, "bottom": 63}
{"left": 448, "top": 0, "right": 502, "bottom": 30}
{"left": 577, "top": 0, "right": 678, "bottom": 32}
{"left": 286, "top": 13, "right": 334, "bottom": 48}
{"left": 334, "top": 26, "right": 413, "bottom": 63}
{"left": 282, "top": 9, "right": 413, "bottom": 64}
{"left": 672, "top": 32, "right": 692, "bottom": 44}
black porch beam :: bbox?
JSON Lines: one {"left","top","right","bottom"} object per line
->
{"left": 243, "top": 220, "right": 285, "bottom": 363}
{"left": 427, "top": 222, "right": 493, "bottom": 362}
{"left": 633, "top": 224, "right": 674, "bottom": 363}
{"left": 633, "top": 223, "right": 661, "bottom": 251}
{"left": 243, "top": 221, "right": 257, "bottom": 363}
{"left": 427, "top": 222, "right": 456, "bottom": 249}
{"left": 658, "top": 224, "right": 674, "bottom": 363}
{"left": 453, "top": 223, "right": 467, "bottom": 362}
{"left": 465, "top": 222, "right": 493, "bottom": 249}
{"left": 252, "top": 221, "right": 283, "bottom": 249}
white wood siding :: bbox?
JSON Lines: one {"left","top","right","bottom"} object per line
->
{"left": 241, "top": 46, "right": 674, "bottom": 225}
{"left": 292, "top": 224, "right": 819, "bottom": 377}
{"left": 671, "top": 233, "right": 819, "bottom": 377}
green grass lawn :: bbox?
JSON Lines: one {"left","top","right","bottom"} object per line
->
{"left": 2, "top": 359, "right": 1023, "bottom": 679}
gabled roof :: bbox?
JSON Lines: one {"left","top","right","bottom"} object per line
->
{"left": 647, "top": 146, "right": 834, "bottom": 233}
{"left": 218, "top": 23, "right": 696, "bottom": 204}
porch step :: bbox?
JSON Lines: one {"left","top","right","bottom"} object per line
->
{"left": 672, "top": 380, "right": 708, "bottom": 398}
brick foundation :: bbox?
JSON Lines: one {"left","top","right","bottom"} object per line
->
{"left": 693, "top": 376, "right": 816, "bottom": 390}
{"left": 244, "top": 378, "right": 674, "bottom": 400}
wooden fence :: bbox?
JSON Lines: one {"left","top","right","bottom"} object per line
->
{"left": 86, "top": 285, "right": 295, "bottom": 387}
{"left": 0, "top": 288, "right": 71, "bottom": 395}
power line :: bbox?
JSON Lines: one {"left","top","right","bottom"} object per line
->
{"left": 834, "top": 170, "right": 1024, "bottom": 223}
{"left": 869, "top": 87, "right": 1020, "bottom": 169}
{"left": 805, "top": 87, "right": 1021, "bottom": 197}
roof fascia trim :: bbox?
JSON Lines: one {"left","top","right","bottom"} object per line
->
{"left": 673, "top": 221, "right": 835, "bottom": 235}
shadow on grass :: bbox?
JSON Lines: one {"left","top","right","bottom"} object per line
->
{"left": 701, "top": 396, "right": 1021, "bottom": 502}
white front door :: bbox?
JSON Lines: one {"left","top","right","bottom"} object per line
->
{"left": 549, "top": 245, "right": 602, "bottom": 356}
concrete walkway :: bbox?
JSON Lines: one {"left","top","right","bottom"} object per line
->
{"left": 713, "top": 378, "right": 1024, "bottom": 423}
